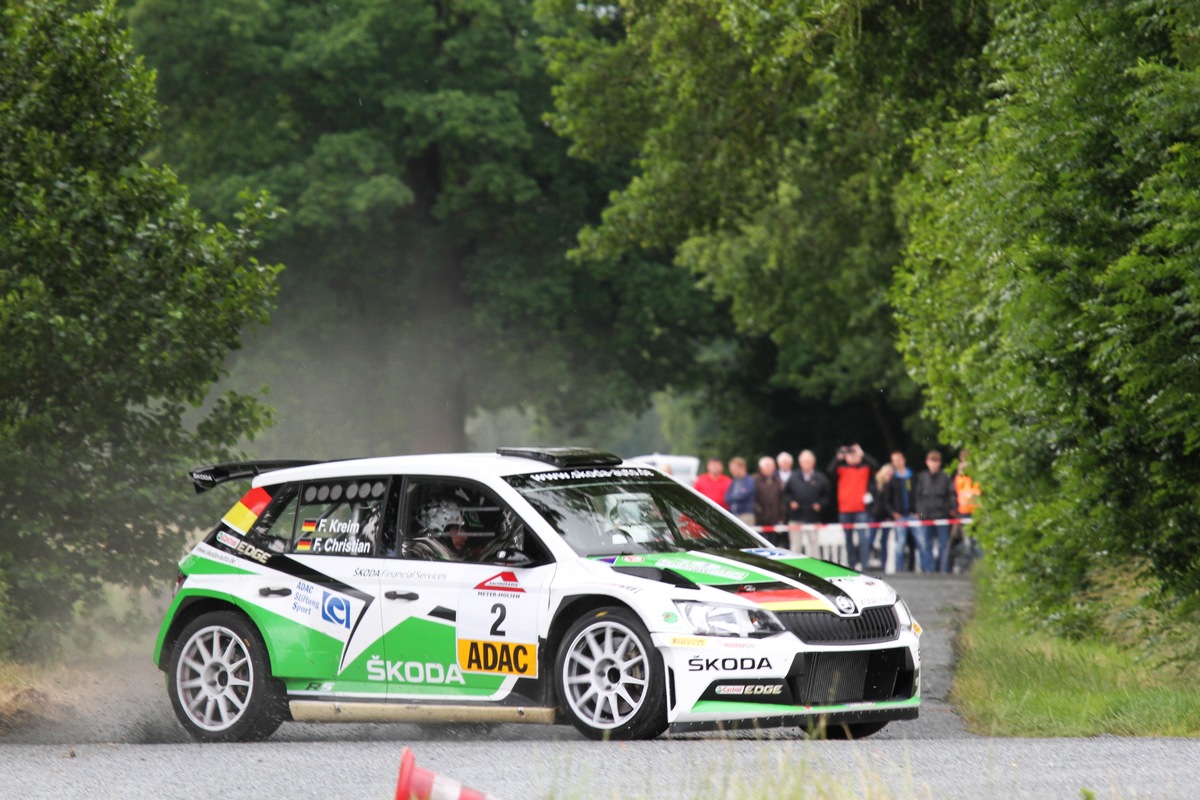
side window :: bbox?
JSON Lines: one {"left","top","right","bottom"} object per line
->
{"left": 291, "top": 478, "right": 391, "bottom": 557}
{"left": 244, "top": 484, "right": 299, "bottom": 554}
{"left": 400, "top": 479, "right": 550, "bottom": 566}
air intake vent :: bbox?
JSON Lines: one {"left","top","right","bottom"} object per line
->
{"left": 776, "top": 605, "right": 898, "bottom": 645}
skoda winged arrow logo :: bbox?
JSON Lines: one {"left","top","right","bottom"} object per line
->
{"left": 834, "top": 595, "right": 856, "bottom": 614}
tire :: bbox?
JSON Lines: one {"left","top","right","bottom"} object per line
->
{"left": 811, "top": 719, "right": 889, "bottom": 740}
{"left": 555, "top": 607, "right": 667, "bottom": 741}
{"left": 168, "top": 610, "right": 287, "bottom": 742}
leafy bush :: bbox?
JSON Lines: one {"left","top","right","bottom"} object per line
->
{"left": 0, "top": 1, "right": 279, "bottom": 658}
{"left": 895, "top": 0, "right": 1200, "bottom": 624}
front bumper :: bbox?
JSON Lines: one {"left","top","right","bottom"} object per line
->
{"left": 654, "top": 630, "right": 921, "bottom": 727}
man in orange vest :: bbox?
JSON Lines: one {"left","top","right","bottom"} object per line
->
{"left": 951, "top": 448, "right": 981, "bottom": 571}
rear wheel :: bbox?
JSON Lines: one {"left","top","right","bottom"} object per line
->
{"left": 556, "top": 607, "right": 667, "bottom": 741}
{"left": 168, "top": 610, "right": 287, "bottom": 742}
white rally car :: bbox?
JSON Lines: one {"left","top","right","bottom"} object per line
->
{"left": 155, "top": 447, "right": 920, "bottom": 741}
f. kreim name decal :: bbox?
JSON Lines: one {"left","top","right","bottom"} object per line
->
{"left": 474, "top": 571, "right": 525, "bottom": 595}
{"left": 457, "top": 639, "right": 538, "bottom": 677}
{"left": 301, "top": 518, "right": 362, "bottom": 536}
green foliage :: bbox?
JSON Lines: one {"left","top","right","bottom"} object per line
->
{"left": 954, "top": 568, "right": 1200, "bottom": 737}
{"left": 539, "top": 0, "right": 991, "bottom": 450}
{"left": 896, "top": 0, "right": 1200, "bottom": 618}
{"left": 130, "top": 0, "right": 720, "bottom": 456}
{"left": 0, "top": 0, "right": 279, "bottom": 657}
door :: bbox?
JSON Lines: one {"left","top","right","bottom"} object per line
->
{"left": 378, "top": 477, "right": 555, "bottom": 705}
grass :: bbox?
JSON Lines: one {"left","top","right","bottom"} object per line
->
{"left": 953, "top": 568, "right": 1200, "bottom": 737}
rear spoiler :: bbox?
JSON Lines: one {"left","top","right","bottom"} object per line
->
{"left": 189, "top": 460, "right": 324, "bottom": 494}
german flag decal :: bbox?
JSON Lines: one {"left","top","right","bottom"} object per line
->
{"left": 301, "top": 519, "right": 318, "bottom": 533}
{"left": 222, "top": 486, "right": 273, "bottom": 534}
{"left": 736, "top": 587, "right": 832, "bottom": 612}
{"left": 295, "top": 539, "right": 313, "bottom": 552}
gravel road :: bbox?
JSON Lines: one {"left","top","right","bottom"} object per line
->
{"left": 3, "top": 574, "right": 1199, "bottom": 799}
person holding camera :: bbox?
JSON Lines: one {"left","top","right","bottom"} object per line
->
{"left": 827, "top": 444, "right": 879, "bottom": 570}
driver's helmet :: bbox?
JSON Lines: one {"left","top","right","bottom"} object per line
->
{"left": 418, "top": 497, "right": 465, "bottom": 534}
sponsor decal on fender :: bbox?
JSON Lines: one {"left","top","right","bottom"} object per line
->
{"left": 457, "top": 639, "right": 538, "bottom": 677}
{"left": 688, "top": 656, "right": 772, "bottom": 672}
{"left": 669, "top": 636, "right": 707, "bottom": 648}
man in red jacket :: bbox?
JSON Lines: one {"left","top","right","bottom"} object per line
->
{"left": 827, "top": 444, "right": 879, "bottom": 570}
{"left": 692, "top": 457, "right": 732, "bottom": 509}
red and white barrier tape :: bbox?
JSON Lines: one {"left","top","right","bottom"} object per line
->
{"left": 753, "top": 517, "right": 974, "bottom": 533}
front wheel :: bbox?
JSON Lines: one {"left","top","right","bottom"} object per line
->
{"left": 167, "top": 610, "right": 287, "bottom": 742}
{"left": 556, "top": 607, "right": 667, "bottom": 740}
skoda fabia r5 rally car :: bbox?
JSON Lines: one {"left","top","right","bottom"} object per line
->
{"left": 155, "top": 447, "right": 921, "bottom": 741}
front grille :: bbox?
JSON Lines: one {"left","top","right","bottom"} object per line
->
{"left": 777, "top": 605, "right": 898, "bottom": 644}
{"left": 792, "top": 648, "right": 914, "bottom": 705}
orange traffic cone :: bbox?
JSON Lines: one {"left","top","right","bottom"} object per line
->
{"left": 394, "top": 747, "right": 500, "bottom": 800}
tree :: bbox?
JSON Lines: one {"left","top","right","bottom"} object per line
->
{"left": 538, "top": 0, "right": 990, "bottom": 452}
{"left": 129, "top": 0, "right": 720, "bottom": 457}
{"left": 895, "top": 0, "right": 1200, "bottom": 623}
{"left": 0, "top": 0, "right": 280, "bottom": 656}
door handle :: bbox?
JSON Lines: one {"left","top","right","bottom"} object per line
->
{"left": 385, "top": 591, "right": 419, "bottom": 601}
{"left": 259, "top": 587, "right": 292, "bottom": 597}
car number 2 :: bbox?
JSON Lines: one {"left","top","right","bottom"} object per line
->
{"left": 490, "top": 603, "right": 507, "bottom": 637}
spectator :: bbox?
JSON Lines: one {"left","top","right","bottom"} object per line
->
{"left": 868, "top": 464, "right": 894, "bottom": 570}
{"left": 915, "top": 450, "right": 957, "bottom": 572}
{"left": 951, "top": 448, "right": 982, "bottom": 571}
{"left": 693, "top": 457, "right": 732, "bottom": 509}
{"left": 725, "top": 457, "right": 757, "bottom": 526}
{"left": 827, "top": 444, "right": 879, "bottom": 570}
{"left": 784, "top": 450, "right": 831, "bottom": 557}
{"left": 885, "top": 451, "right": 924, "bottom": 572}
{"left": 753, "top": 456, "right": 786, "bottom": 547}
{"left": 776, "top": 452, "right": 795, "bottom": 487}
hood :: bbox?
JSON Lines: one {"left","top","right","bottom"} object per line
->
{"left": 597, "top": 549, "right": 896, "bottom": 614}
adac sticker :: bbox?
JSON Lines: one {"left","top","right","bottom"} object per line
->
{"left": 457, "top": 639, "right": 538, "bottom": 677}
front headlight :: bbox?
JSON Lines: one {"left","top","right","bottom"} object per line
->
{"left": 895, "top": 598, "right": 922, "bottom": 636}
{"left": 675, "top": 601, "right": 785, "bottom": 638}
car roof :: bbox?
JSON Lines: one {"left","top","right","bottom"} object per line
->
{"left": 249, "top": 449, "right": 631, "bottom": 488}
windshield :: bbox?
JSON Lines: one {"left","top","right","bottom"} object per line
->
{"left": 505, "top": 469, "right": 765, "bottom": 557}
